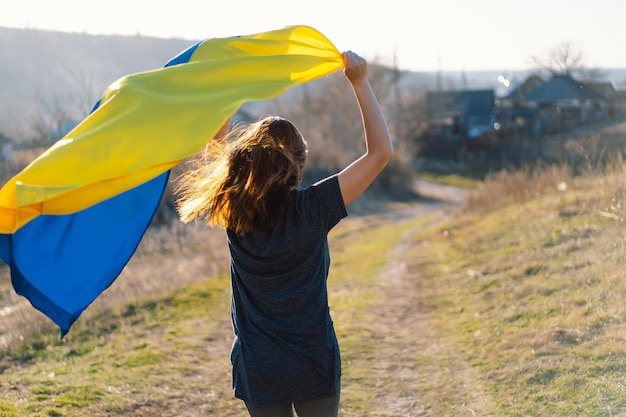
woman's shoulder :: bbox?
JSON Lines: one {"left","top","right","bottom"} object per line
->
{"left": 293, "top": 174, "right": 341, "bottom": 203}
{"left": 290, "top": 175, "right": 347, "bottom": 230}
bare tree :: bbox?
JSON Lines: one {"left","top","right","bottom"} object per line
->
{"left": 28, "top": 98, "right": 74, "bottom": 146}
{"left": 531, "top": 41, "right": 583, "bottom": 75}
{"left": 63, "top": 65, "right": 99, "bottom": 118}
{"left": 530, "top": 41, "right": 606, "bottom": 82}
{"left": 27, "top": 64, "right": 99, "bottom": 146}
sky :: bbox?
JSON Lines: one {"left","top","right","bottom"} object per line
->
{"left": 2, "top": 0, "right": 626, "bottom": 73}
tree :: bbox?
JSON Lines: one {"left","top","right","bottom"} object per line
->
{"left": 63, "top": 65, "right": 99, "bottom": 118}
{"left": 530, "top": 41, "right": 606, "bottom": 82}
{"left": 531, "top": 41, "right": 582, "bottom": 76}
{"left": 29, "top": 98, "right": 74, "bottom": 146}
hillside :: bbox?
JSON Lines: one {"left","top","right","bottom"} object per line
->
{"left": 1, "top": 154, "right": 626, "bottom": 415}
{"left": 4, "top": 26, "right": 626, "bottom": 144}
{"left": 0, "top": 27, "right": 196, "bottom": 140}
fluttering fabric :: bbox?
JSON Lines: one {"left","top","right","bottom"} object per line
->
{"left": 0, "top": 25, "right": 343, "bottom": 337}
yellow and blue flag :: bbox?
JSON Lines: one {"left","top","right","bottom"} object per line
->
{"left": 0, "top": 25, "right": 344, "bottom": 337}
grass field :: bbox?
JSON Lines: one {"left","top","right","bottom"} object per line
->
{"left": 2, "top": 159, "right": 626, "bottom": 415}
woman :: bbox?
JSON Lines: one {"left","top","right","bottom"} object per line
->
{"left": 176, "top": 51, "right": 392, "bottom": 417}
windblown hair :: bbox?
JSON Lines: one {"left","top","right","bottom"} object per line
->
{"left": 176, "top": 116, "right": 307, "bottom": 235}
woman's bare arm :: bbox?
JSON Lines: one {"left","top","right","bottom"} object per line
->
{"left": 337, "top": 51, "right": 393, "bottom": 207}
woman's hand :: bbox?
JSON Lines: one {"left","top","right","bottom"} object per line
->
{"left": 343, "top": 51, "right": 368, "bottom": 85}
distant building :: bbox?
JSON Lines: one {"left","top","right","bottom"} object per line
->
{"left": 500, "top": 75, "right": 544, "bottom": 106}
{"left": 417, "top": 71, "right": 620, "bottom": 166}
{"left": 583, "top": 81, "right": 616, "bottom": 117}
{"left": 497, "top": 73, "right": 615, "bottom": 135}
{"left": 425, "top": 89, "right": 497, "bottom": 140}
{"left": 518, "top": 74, "right": 610, "bottom": 132}
{"left": 497, "top": 75, "right": 544, "bottom": 138}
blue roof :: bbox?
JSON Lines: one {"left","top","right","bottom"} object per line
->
{"left": 427, "top": 89, "right": 495, "bottom": 117}
{"left": 524, "top": 74, "right": 604, "bottom": 102}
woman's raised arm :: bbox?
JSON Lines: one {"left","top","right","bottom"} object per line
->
{"left": 337, "top": 51, "right": 393, "bottom": 207}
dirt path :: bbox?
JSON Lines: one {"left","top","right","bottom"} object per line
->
{"left": 363, "top": 182, "right": 497, "bottom": 416}
{"left": 172, "top": 181, "right": 491, "bottom": 417}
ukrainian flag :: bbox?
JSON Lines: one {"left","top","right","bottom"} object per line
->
{"left": 0, "top": 25, "right": 343, "bottom": 337}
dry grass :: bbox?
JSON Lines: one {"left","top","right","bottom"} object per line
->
{"left": 0, "top": 219, "right": 229, "bottom": 351}
{"left": 3, "top": 160, "right": 626, "bottom": 415}
{"left": 431, "top": 157, "right": 626, "bottom": 415}
{"left": 463, "top": 162, "right": 574, "bottom": 214}
{"left": 3, "top": 124, "right": 626, "bottom": 415}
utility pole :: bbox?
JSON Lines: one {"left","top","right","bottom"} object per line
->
{"left": 437, "top": 55, "right": 443, "bottom": 92}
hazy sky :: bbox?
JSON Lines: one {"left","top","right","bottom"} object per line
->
{"left": 2, "top": 0, "right": 625, "bottom": 72}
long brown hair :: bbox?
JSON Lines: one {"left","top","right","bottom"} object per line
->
{"left": 176, "top": 116, "right": 307, "bottom": 235}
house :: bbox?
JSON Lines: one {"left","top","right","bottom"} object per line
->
{"left": 500, "top": 75, "right": 544, "bottom": 106}
{"left": 583, "top": 81, "right": 616, "bottom": 118}
{"left": 521, "top": 74, "right": 608, "bottom": 132}
{"left": 497, "top": 73, "right": 615, "bottom": 135}
{"left": 425, "top": 89, "right": 497, "bottom": 139}
{"left": 496, "top": 75, "right": 544, "bottom": 138}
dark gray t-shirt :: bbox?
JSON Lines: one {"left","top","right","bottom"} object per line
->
{"left": 227, "top": 175, "right": 347, "bottom": 406}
